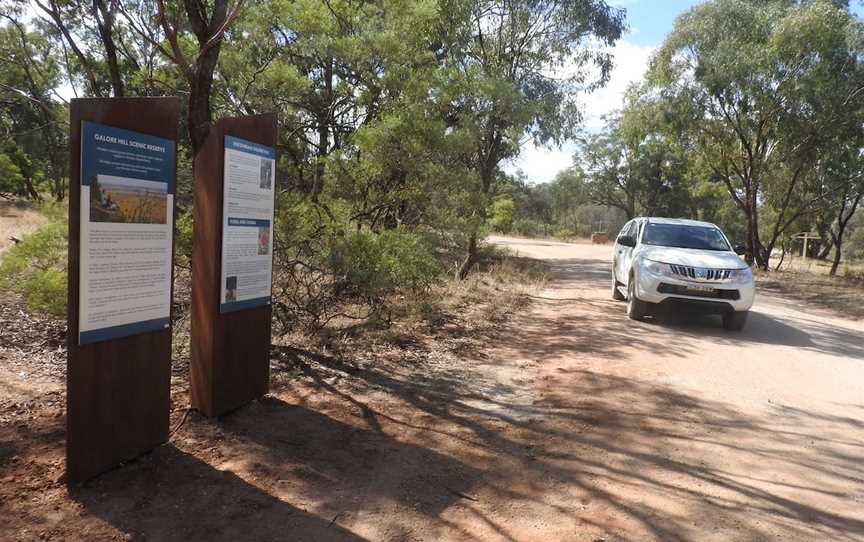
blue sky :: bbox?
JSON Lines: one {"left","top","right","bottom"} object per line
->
{"left": 507, "top": 0, "right": 864, "bottom": 184}
{"left": 618, "top": 0, "right": 708, "bottom": 47}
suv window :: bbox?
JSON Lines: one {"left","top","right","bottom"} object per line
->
{"left": 642, "top": 223, "right": 731, "bottom": 251}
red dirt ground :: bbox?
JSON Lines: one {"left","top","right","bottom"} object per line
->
{"left": 2, "top": 237, "right": 863, "bottom": 541}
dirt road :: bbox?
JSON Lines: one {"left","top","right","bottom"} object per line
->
{"left": 475, "top": 236, "right": 864, "bottom": 541}
{"left": 3, "top": 236, "right": 862, "bottom": 541}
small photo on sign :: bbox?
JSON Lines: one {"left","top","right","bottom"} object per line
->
{"left": 258, "top": 226, "right": 270, "bottom": 255}
{"left": 225, "top": 276, "right": 238, "bottom": 301}
{"left": 259, "top": 158, "right": 272, "bottom": 190}
{"left": 89, "top": 175, "right": 168, "bottom": 225}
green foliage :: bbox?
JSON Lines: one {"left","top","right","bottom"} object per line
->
{"left": 174, "top": 209, "right": 194, "bottom": 267}
{"left": 488, "top": 198, "right": 516, "bottom": 233}
{"left": 276, "top": 191, "right": 442, "bottom": 294}
{"left": 0, "top": 219, "right": 68, "bottom": 316}
{"left": 645, "top": 0, "right": 864, "bottom": 268}
{"left": 511, "top": 218, "right": 548, "bottom": 238}
{"left": 329, "top": 228, "right": 441, "bottom": 298}
{"left": 19, "top": 268, "right": 66, "bottom": 315}
{"left": 0, "top": 152, "right": 24, "bottom": 195}
{"left": 0, "top": 20, "right": 67, "bottom": 200}
{"left": 494, "top": 168, "right": 627, "bottom": 239}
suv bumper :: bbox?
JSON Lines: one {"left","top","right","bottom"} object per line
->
{"left": 635, "top": 269, "right": 755, "bottom": 313}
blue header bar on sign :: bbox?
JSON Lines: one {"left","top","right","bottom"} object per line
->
{"left": 227, "top": 217, "right": 271, "bottom": 228}
{"left": 81, "top": 121, "right": 176, "bottom": 193}
{"left": 225, "top": 135, "right": 276, "bottom": 160}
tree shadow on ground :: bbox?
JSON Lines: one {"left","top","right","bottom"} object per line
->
{"left": 273, "top": 334, "right": 864, "bottom": 540}
{"left": 216, "top": 397, "right": 482, "bottom": 520}
{"left": 260, "top": 249, "right": 864, "bottom": 540}
{"left": 71, "top": 444, "right": 370, "bottom": 542}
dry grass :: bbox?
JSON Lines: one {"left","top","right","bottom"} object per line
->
{"left": 273, "top": 246, "right": 550, "bottom": 361}
{"left": 756, "top": 266, "right": 864, "bottom": 320}
{"left": 773, "top": 253, "right": 864, "bottom": 280}
{"left": 0, "top": 199, "right": 48, "bottom": 254}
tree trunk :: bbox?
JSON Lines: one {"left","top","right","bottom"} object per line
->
{"left": 744, "top": 205, "right": 758, "bottom": 267}
{"left": 176, "top": 0, "right": 235, "bottom": 155}
{"left": 829, "top": 191, "right": 864, "bottom": 277}
{"left": 94, "top": 0, "right": 124, "bottom": 97}
{"left": 830, "top": 235, "right": 842, "bottom": 276}
{"left": 187, "top": 45, "right": 222, "bottom": 154}
{"left": 457, "top": 234, "right": 478, "bottom": 280}
{"left": 52, "top": 175, "right": 65, "bottom": 201}
{"left": 745, "top": 189, "right": 770, "bottom": 270}
{"left": 829, "top": 192, "right": 863, "bottom": 276}
{"left": 458, "top": 127, "right": 501, "bottom": 280}
{"left": 22, "top": 175, "right": 41, "bottom": 200}
{"left": 311, "top": 59, "right": 333, "bottom": 200}
{"left": 774, "top": 242, "right": 787, "bottom": 271}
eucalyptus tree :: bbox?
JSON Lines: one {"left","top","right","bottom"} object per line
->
{"left": 648, "top": 0, "right": 864, "bottom": 269}
{"left": 815, "top": 142, "right": 864, "bottom": 275}
{"left": 438, "top": 0, "right": 626, "bottom": 278}
{"left": 579, "top": 89, "right": 693, "bottom": 222}
{"left": 580, "top": 125, "right": 638, "bottom": 219}
{"left": 0, "top": 11, "right": 67, "bottom": 199}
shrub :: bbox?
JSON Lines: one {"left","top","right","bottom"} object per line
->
{"left": 329, "top": 228, "right": 441, "bottom": 298}
{"left": 0, "top": 219, "right": 68, "bottom": 316}
{"left": 488, "top": 197, "right": 516, "bottom": 233}
{"left": 553, "top": 225, "right": 577, "bottom": 239}
{"left": 511, "top": 218, "right": 548, "bottom": 238}
{"left": 271, "top": 195, "right": 444, "bottom": 333}
{"left": 174, "top": 208, "right": 194, "bottom": 267}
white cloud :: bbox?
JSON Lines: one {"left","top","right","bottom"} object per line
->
{"left": 580, "top": 40, "right": 656, "bottom": 130}
{"left": 506, "top": 40, "right": 656, "bottom": 183}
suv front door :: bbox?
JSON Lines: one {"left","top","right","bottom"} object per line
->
{"left": 614, "top": 220, "right": 636, "bottom": 284}
{"left": 616, "top": 220, "right": 639, "bottom": 286}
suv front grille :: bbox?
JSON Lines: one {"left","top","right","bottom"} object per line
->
{"left": 658, "top": 283, "right": 741, "bottom": 300}
{"left": 669, "top": 265, "right": 732, "bottom": 281}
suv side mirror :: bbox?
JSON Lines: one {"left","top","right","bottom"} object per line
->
{"left": 618, "top": 235, "right": 636, "bottom": 248}
{"left": 734, "top": 244, "right": 746, "bottom": 256}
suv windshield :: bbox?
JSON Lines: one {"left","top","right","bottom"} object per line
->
{"left": 642, "top": 223, "right": 730, "bottom": 251}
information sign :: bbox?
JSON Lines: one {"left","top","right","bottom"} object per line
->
{"left": 219, "top": 135, "right": 275, "bottom": 313}
{"left": 78, "top": 121, "right": 176, "bottom": 344}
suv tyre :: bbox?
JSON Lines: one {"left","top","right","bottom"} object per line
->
{"left": 627, "top": 276, "right": 649, "bottom": 321}
{"left": 612, "top": 273, "right": 625, "bottom": 301}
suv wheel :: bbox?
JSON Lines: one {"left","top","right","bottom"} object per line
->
{"left": 723, "top": 311, "right": 748, "bottom": 331}
{"left": 612, "top": 273, "right": 625, "bottom": 301}
{"left": 626, "top": 276, "right": 648, "bottom": 321}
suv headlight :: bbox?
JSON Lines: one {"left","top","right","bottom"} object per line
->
{"left": 643, "top": 259, "right": 672, "bottom": 277}
{"left": 728, "top": 267, "right": 753, "bottom": 283}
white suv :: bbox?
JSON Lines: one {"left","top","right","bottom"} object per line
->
{"left": 612, "top": 217, "right": 755, "bottom": 330}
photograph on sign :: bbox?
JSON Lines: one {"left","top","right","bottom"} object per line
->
{"left": 90, "top": 177, "right": 167, "bottom": 224}
{"left": 78, "top": 121, "right": 176, "bottom": 345}
{"left": 219, "top": 135, "right": 276, "bottom": 313}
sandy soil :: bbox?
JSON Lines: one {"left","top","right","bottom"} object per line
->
{"left": 2, "top": 237, "right": 863, "bottom": 541}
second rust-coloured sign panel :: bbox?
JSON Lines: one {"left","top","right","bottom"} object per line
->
{"left": 191, "top": 114, "right": 276, "bottom": 418}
